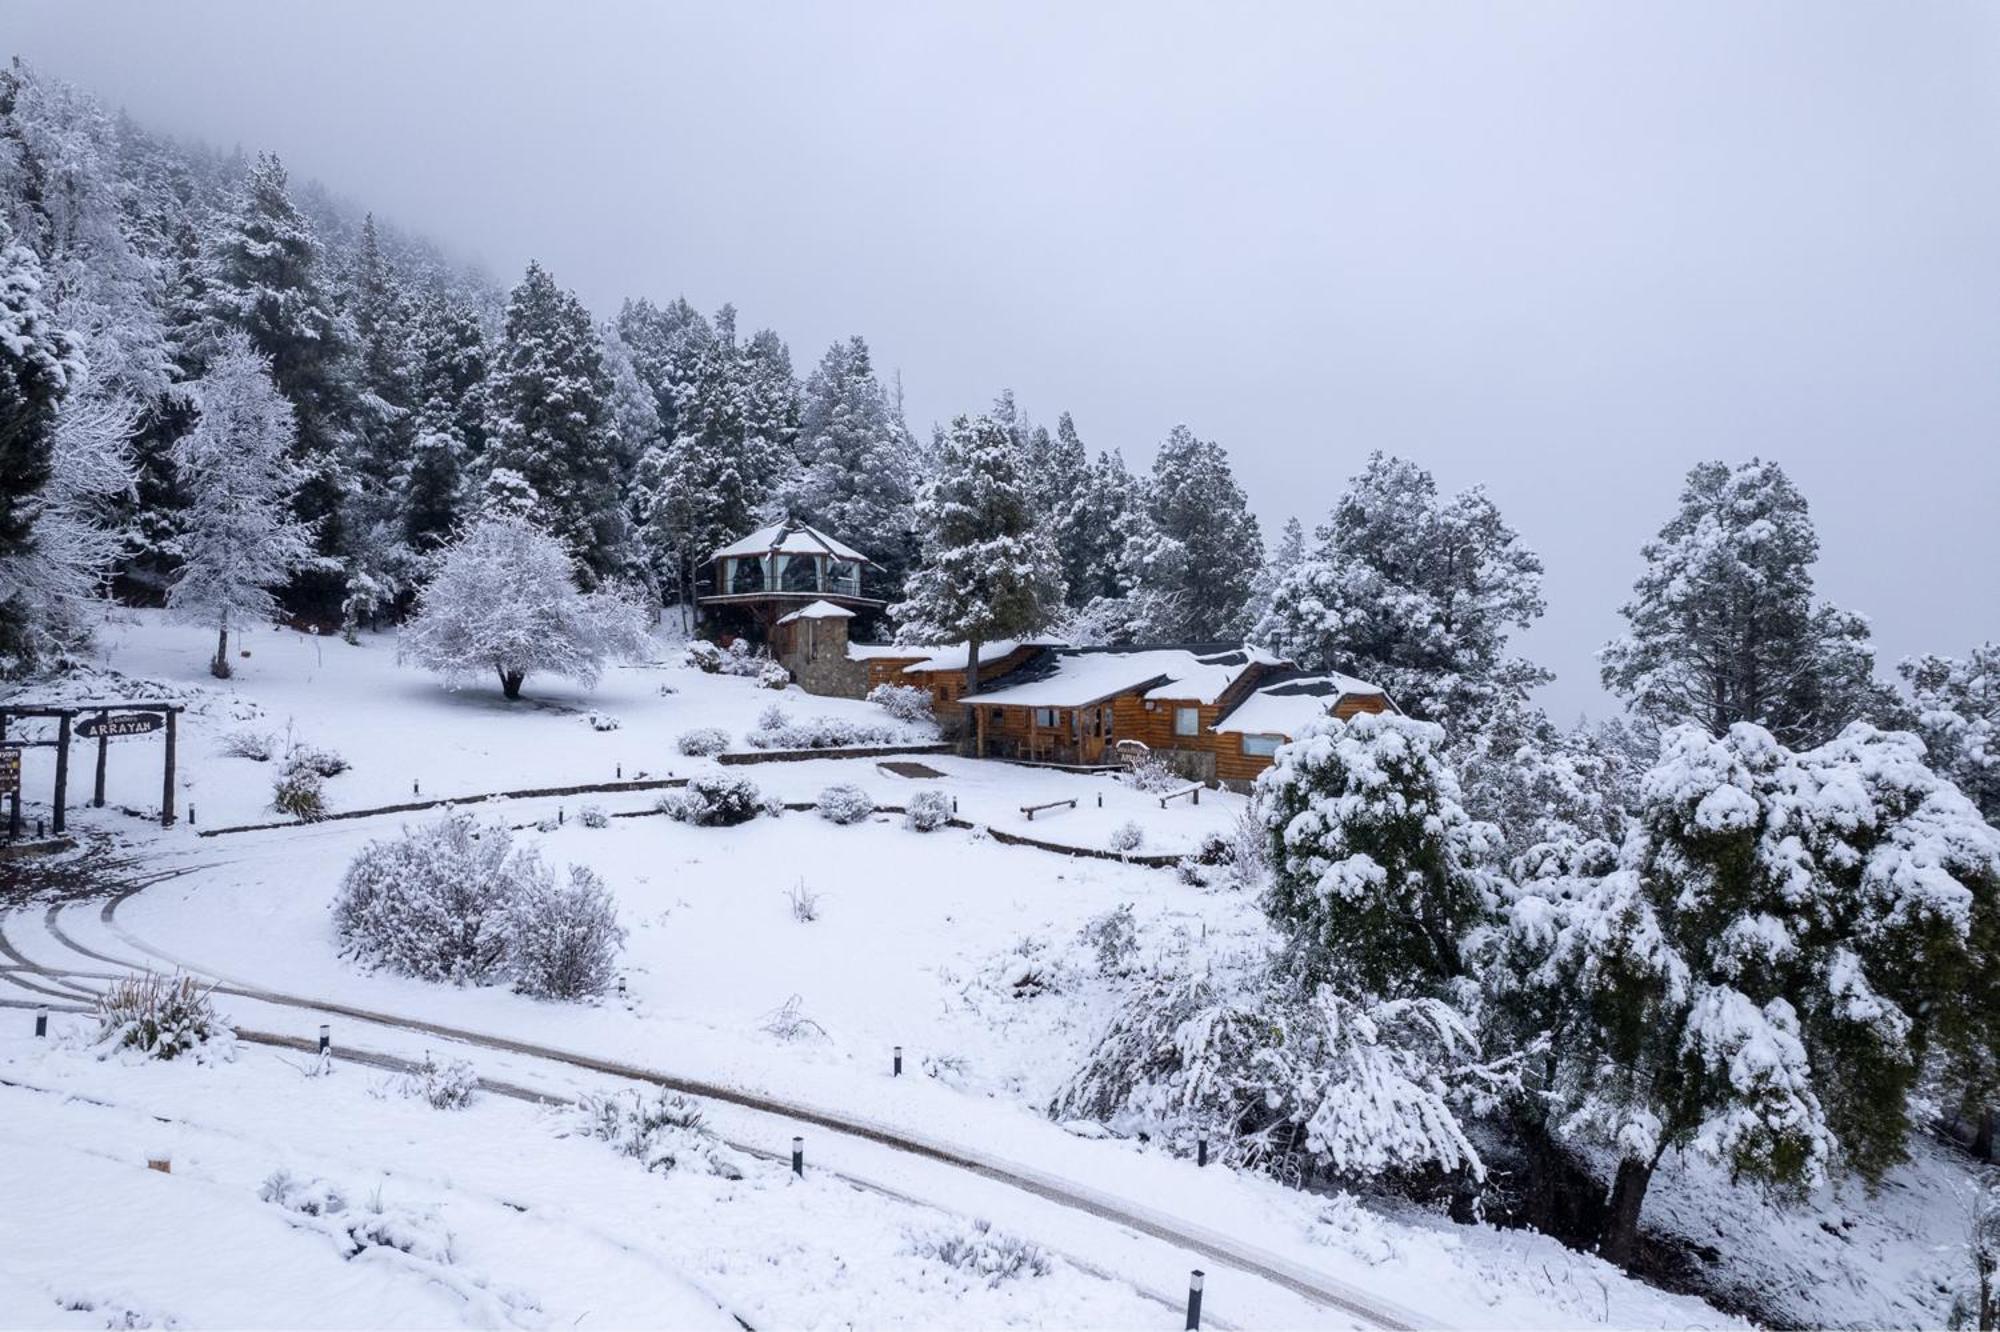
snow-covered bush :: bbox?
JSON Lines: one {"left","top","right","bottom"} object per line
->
{"left": 94, "top": 972, "right": 232, "bottom": 1061}
{"left": 1052, "top": 969, "right": 1491, "bottom": 1186}
{"left": 905, "top": 1219, "right": 1051, "bottom": 1286}
{"left": 399, "top": 514, "right": 651, "bottom": 700}
{"left": 587, "top": 711, "right": 621, "bottom": 732}
{"left": 221, "top": 728, "right": 276, "bottom": 761}
{"left": 260, "top": 1170, "right": 456, "bottom": 1264}
{"left": 572, "top": 1088, "right": 742, "bottom": 1179}
{"left": 577, "top": 803, "right": 610, "bottom": 829}
{"left": 785, "top": 879, "right": 822, "bottom": 923}
{"left": 1108, "top": 820, "right": 1145, "bottom": 857}
{"left": 658, "top": 773, "right": 766, "bottom": 827}
{"left": 746, "top": 709, "right": 896, "bottom": 751}
{"left": 287, "top": 743, "right": 349, "bottom": 778}
{"left": 383, "top": 1053, "right": 478, "bottom": 1110}
{"left": 817, "top": 783, "right": 875, "bottom": 824}
{"left": 271, "top": 752, "right": 327, "bottom": 822}
{"left": 684, "top": 640, "right": 722, "bottom": 673}
{"left": 760, "top": 993, "right": 828, "bottom": 1041}
{"left": 905, "top": 788, "right": 955, "bottom": 832}
{"left": 674, "top": 726, "right": 729, "bottom": 757}
{"left": 1126, "top": 754, "right": 1182, "bottom": 793}
{"left": 506, "top": 862, "right": 625, "bottom": 1000}
{"left": 332, "top": 815, "right": 519, "bottom": 984}
{"left": 1079, "top": 904, "right": 1139, "bottom": 976}
{"left": 868, "top": 682, "right": 935, "bottom": 724}
{"left": 757, "top": 660, "right": 790, "bottom": 689}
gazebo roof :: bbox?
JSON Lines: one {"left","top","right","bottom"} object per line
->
{"left": 710, "top": 517, "right": 875, "bottom": 567}
{"left": 776, "top": 600, "right": 856, "bottom": 625}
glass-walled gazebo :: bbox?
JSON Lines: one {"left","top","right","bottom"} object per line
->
{"left": 698, "top": 517, "right": 886, "bottom": 643}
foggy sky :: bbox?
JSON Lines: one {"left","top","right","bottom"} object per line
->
{"left": 13, "top": 2, "right": 2000, "bottom": 719}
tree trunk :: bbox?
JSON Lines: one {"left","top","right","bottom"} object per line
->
{"left": 1598, "top": 1157, "right": 1654, "bottom": 1270}
{"left": 210, "top": 626, "right": 231, "bottom": 679}
{"left": 1974, "top": 1105, "right": 1995, "bottom": 1162}
{"left": 499, "top": 668, "right": 525, "bottom": 700}
{"left": 965, "top": 634, "right": 984, "bottom": 757}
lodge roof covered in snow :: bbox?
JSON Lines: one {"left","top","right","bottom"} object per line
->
{"left": 709, "top": 518, "right": 876, "bottom": 567}
{"left": 776, "top": 600, "right": 855, "bottom": 624}
{"left": 1211, "top": 670, "right": 1392, "bottom": 736}
{"left": 961, "top": 644, "right": 1285, "bottom": 708}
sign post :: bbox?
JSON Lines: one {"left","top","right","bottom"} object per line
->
{"left": 0, "top": 743, "right": 19, "bottom": 840}
{"left": 75, "top": 712, "right": 164, "bottom": 740}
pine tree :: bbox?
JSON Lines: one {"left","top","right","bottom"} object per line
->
{"left": 1510, "top": 720, "right": 2000, "bottom": 1267}
{"left": 1246, "top": 515, "right": 1304, "bottom": 630}
{"left": 1601, "top": 459, "right": 1888, "bottom": 748}
{"left": 892, "top": 412, "right": 1063, "bottom": 711}
{"left": 402, "top": 292, "right": 489, "bottom": 551}
{"left": 1256, "top": 452, "right": 1550, "bottom": 734}
{"left": 338, "top": 214, "right": 419, "bottom": 631}
{"left": 1898, "top": 644, "right": 2000, "bottom": 826}
{"left": 483, "top": 261, "right": 625, "bottom": 586}
{"left": 1043, "top": 413, "right": 1101, "bottom": 607}
{"left": 165, "top": 334, "right": 314, "bottom": 677}
{"left": 1138, "top": 425, "right": 1263, "bottom": 640}
{"left": 0, "top": 221, "right": 77, "bottom": 673}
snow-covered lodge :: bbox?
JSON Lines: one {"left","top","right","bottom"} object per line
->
{"left": 702, "top": 520, "right": 1394, "bottom": 786}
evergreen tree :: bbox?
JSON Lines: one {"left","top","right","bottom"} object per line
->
{"left": 1246, "top": 515, "right": 1304, "bottom": 630}
{"left": 165, "top": 334, "right": 314, "bottom": 677}
{"left": 892, "top": 412, "right": 1063, "bottom": 708}
{"left": 1043, "top": 412, "right": 1101, "bottom": 607}
{"left": 483, "top": 261, "right": 625, "bottom": 586}
{"left": 1510, "top": 721, "right": 2000, "bottom": 1267}
{"left": 739, "top": 326, "right": 799, "bottom": 492}
{"left": 402, "top": 292, "right": 489, "bottom": 551}
{"left": 775, "top": 336, "right": 918, "bottom": 595}
{"left": 1256, "top": 452, "right": 1550, "bottom": 734}
{"left": 1899, "top": 643, "right": 2000, "bottom": 825}
{"left": 1138, "top": 425, "right": 1262, "bottom": 640}
{"left": 1601, "top": 459, "right": 1887, "bottom": 748}
{"left": 0, "top": 221, "right": 77, "bottom": 673}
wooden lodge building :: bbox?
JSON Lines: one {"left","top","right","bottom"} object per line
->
{"left": 700, "top": 519, "right": 1395, "bottom": 787}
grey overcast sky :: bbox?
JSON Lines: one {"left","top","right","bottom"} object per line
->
{"left": 11, "top": 2, "right": 2000, "bottom": 718}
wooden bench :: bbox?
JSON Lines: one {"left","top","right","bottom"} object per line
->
{"left": 1020, "top": 798, "right": 1078, "bottom": 821}
{"left": 1158, "top": 784, "right": 1203, "bottom": 808}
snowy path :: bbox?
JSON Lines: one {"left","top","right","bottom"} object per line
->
{"left": 2, "top": 891, "right": 1427, "bottom": 1331}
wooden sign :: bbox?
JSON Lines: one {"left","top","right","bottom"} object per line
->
{"left": 76, "top": 711, "right": 164, "bottom": 740}
{"left": 0, "top": 746, "right": 18, "bottom": 796}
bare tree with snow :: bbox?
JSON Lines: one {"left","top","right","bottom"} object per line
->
{"left": 165, "top": 333, "right": 313, "bottom": 678}
{"left": 400, "top": 512, "right": 650, "bottom": 700}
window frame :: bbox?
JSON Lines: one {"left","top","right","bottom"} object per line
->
{"left": 1240, "top": 732, "right": 1284, "bottom": 757}
{"left": 1173, "top": 705, "right": 1201, "bottom": 738}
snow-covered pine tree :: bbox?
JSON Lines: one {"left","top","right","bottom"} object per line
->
{"left": 1515, "top": 720, "right": 2000, "bottom": 1267}
{"left": 892, "top": 412, "right": 1063, "bottom": 707}
{"left": 1255, "top": 452, "right": 1550, "bottom": 734}
{"left": 775, "top": 336, "right": 918, "bottom": 596}
{"left": 1042, "top": 412, "right": 1098, "bottom": 605}
{"left": 399, "top": 512, "right": 650, "bottom": 700}
{"left": 1245, "top": 514, "right": 1304, "bottom": 631}
{"left": 1260, "top": 710, "right": 1499, "bottom": 995}
{"left": 1600, "top": 459, "right": 1890, "bottom": 748}
{"left": 1898, "top": 644, "right": 1998, "bottom": 826}
{"left": 197, "top": 152, "right": 356, "bottom": 602}
{"left": 165, "top": 334, "right": 314, "bottom": 677}
{"left": 739, "top": 326, "right": 799, "bottom": 496}
{"left": 338, "top": 214, "right": 419, "bottom": 633}
{"left": 0, "top": 221, "right": 78, "bottom": 673}
{"left": 402, "top": 291, "right": 490, "bottom": 551}
{"left": 1138, "top": 425, "right": 1262, "bottom": 640}
{"left": 482, "top": 261, "right": 626, "bottom": 587}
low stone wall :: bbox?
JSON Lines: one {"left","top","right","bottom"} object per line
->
{"left": 717, "top": 742, "right": 955, "bottom": 766}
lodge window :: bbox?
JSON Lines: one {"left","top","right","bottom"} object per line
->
{"left": 1033, "top": 707, "right": 1058, "bottom": 729}
{"left": 1174, "top": 706, "right": 1200, "bottom": 737}
{"left": 779, "top": 554, "right": 820, "bottom": 593}
{"left": 1241, "top": 733, "right": 1283, "bottom": 757}
{"left": 728, "top": 557, "right": 765, "bottom": 594}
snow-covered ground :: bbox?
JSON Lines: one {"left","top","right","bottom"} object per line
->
{"left": 0, "top": 610, "right": 1973, "bottom": 1329}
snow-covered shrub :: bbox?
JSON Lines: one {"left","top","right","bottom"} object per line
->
{"left": 272, "top": 752, "right": 327, "bottom": 821}
{"left": 786, "top": 879, "right": 822, "bottom": 923}
{"left": 260, "top": 1170, "right": 456, "bottom": 1264}
{"left": 746, "top": 709, "right": 896, "bottom": 751}
{"left": 399, "top": 513, "right": 651, "bottom": 700}
{"left": 684, "top": 640, "right": 722, "bottom": 673}
{"left": 1052, "top": 969, "right": 1490, "bottom": 1185}
{"left": 657, "top": 773, "right": 765, "bottom": 827}
{"left": 1127, "top": 754, "right": 1181, "bottom": 793}
{"left": 674, "top": 726, "right": 729, "bottom": 757}
{"left": 817, "top": 783, "right": 875, "bottom": 824}
{"left": 1108, "top": 820, "right": 1145, "bottom": 856}
{"left": 506, "top": 862, "right": 625, "bottom": 1000}
{"left": 221, "top": 728, "right": 276, "bottom": 761}
{"left": 572, "top": 1088, "right": 742, "bottom": 1178}
{"left": 259, "top": 1169, "right": 344, "bottom": 1217}
{"left": 757, "top": 660, "right": 790, "bottom": 689}
{"left": 905, "top": 1219, "right": 1051, "bottom": 1286}
{"left": 577, "top": 803, "right": 610, "bottom": 829}
{"left": 587, "top": 711, "right": 621, "bottom": 732}
{"left": 332, "top": 815, "right": 518, "bottom": 984}
{"left": 1079, "top": 904, "right": 1139, "bottom": 976}
{"left": 868, "top": 682, "right": 934, "bottom": 724}
{"left": 760, "top": 993, "right": 828, "bottom": 1041}
{"left": 287, "top": 743, "right": 349, "bottom": 778}
{"left": 94, "top": 973, "right": 231, "bottom": 1061}
{"left": 383, "top": 1053, "right": 478, "bottom": 1110}
{"left": 905, "top": 788, "right": 955, "bottom": 831}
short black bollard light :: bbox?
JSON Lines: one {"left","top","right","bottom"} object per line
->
{"left": 616, "top": 764, "right": 623, "bottom": 780}
{"left": 318, "top": 1024, "right": 331, "bottom": 1056}
{"left": 1096, "top": 793, "right": 1102, "bottom": 807}
{"left": 36, "top": 818, "right": 44, "bottom": 838}
{"left": 893, "top": 1045, "right": 903, "bottom": 1077}
{"left": 791, "top": 1135, "right": 804, "bottom": 1177}
{"left": 413, "top": 779, "right": 420, "bottom": 796}
{"left": 188, "top": 805, "right": 196, "bottom": 826}
{"left": 1185, "top": 1270, "right": 1204, "bottom": 1330}
{"left": 34, "top": 1008, "right": 48, "bottom": 1038}
{"left": 558, "top": 806, "right": 565, "bottom": 826}
{"left": 951, "top": 797, "right": 958, "bottom": 814}
{"left": 1197, "top": 1136, "right": 1208, "bottom": 1167}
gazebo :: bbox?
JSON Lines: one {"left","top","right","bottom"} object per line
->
{"left": 696, "top": 517, "right": 886, "bottom": 644}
